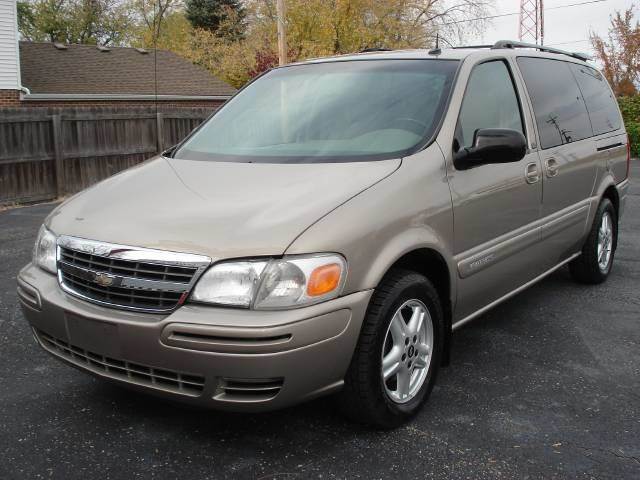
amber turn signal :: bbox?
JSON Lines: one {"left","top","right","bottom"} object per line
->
{"left": 307, "top": 263, "right": 342, "bottom": 297}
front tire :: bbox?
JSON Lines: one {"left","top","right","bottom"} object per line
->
{"left": 338, "top": 269, "right": 444, "bottom": 428}
{"left": 569, "top": 198, "right": 617, "bottom": 284}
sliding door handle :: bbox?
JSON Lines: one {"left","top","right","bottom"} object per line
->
{"left": 525, "top": 162, "right": 540, "bottom": 184}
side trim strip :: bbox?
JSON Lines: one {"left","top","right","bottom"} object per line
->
{"left": 457, "top": 225, "right": 539, "bottom": 278}
{"left": 452, "top": 252, "right": 581, "bottom": 331}
{"left": 455, "top": 197, "right": 593, "bottom": 279}
{"left": 540, "top": 204, "right": 589, "bottom": 241}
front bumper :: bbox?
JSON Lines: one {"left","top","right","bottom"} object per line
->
{"left": 18, "top": 263, "right": 372, "bottom": 411}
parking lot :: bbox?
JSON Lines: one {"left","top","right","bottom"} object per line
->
{"left": 1, "top": 162, "right": 639, "bottom": 479}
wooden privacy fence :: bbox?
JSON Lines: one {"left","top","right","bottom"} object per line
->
{"left": 0, "top": 106, "right": 214, "bottom": 205}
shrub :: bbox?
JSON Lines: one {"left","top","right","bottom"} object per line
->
{"left": 619, "top": 96, "right": 640, "bottom": 157}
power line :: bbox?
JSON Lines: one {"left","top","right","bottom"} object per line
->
{"left": 546, "top": 39, "right": 591, "bottom": 46}
{"left": 440, "top": 0, "right": 608, "bottom": 26}
{"left": 544, "top": 31, "right": 637, "bottom": 47}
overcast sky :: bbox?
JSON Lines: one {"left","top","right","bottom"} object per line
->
{"left": 466, "top": 0, "right": 633, "bottom": 57}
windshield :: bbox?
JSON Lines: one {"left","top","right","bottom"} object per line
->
{"left": 174, "top": 59, "right": 459, "bottom": 163}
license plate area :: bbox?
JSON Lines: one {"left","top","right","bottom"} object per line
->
{"left": 65, "top": 312, "right": 121, "bottom": 358}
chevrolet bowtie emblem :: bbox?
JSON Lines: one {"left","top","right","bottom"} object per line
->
{"left": 93, "top": 272, "right": 115, "bottom": 287}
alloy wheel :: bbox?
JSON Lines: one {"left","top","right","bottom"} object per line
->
{"left": 381, "top": 299, "right": 434, "bottom": 404}
{"left": 597, "top": 211, "right": 613, "bottom": 273}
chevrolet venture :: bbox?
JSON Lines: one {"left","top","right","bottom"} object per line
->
{"left": 18, "top": 41, "right": 630, "bottom": 427}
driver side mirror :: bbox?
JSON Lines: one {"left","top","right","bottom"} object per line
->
{"left": 453, "top": 128, "right": 527, "bottom": 170}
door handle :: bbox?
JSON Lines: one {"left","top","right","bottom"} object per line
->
{"left": 545, "top": 158, "right": 559, "bottom": 178}
{"left": 525, "top": 162, "right": 540, "bottom": 184}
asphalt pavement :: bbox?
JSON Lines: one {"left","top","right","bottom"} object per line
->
{"left": 1, "top": 163, "right": 639, "bottom": 479}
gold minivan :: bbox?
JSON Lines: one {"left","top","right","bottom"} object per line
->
{"left": 18, "top": 41, "right": 630, "bottom": 427}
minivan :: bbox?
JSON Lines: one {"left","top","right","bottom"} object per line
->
{"left": 18, "top": 41, "right": 630, "bottom": 427}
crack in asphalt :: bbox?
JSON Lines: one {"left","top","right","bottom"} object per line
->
{"left": 569, "top": 443, "right": 640, "bottom": 465}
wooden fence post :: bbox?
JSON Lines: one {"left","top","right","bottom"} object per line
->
{"left": 51, "top": 114, "right": 65, "bottom": 197}
{"left": 156, "top": 112, "right": 164, "bottom": 153}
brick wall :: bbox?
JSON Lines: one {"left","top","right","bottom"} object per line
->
{"left": 0, "top": 92, "right": 225, "bottom": 109}
{"left": 0, "top": 90, "right": 21, "bottom": 107}
{"left": 17, "top": 99, "right": 226, "bottom": 109}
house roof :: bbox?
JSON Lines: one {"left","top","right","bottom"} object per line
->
{"left": 19, "top": 42, "right": 236, "bottom": 98}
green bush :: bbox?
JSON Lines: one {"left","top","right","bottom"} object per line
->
{"left": 628, "top": 122, "right": 640, "bottom": 157}
{"left": 619, "top": 96, "right": 640, "bottom": 157}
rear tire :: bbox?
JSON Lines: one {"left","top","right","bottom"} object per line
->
{"left": 338, "top": 269, "right": 444, "bottom": 428}
{"left": 569, "top": 198, "right": 617, "bottom": 284}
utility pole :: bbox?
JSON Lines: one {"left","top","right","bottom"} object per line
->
{"left": 276, "top": 0, "right": 287, "bottom": 65}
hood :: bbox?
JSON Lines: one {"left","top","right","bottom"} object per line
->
{"left": 47, "top": 156, "right": 401, "bottom": 260}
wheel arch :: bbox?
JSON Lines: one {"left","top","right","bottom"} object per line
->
{"left": 377, "top": 247, "right": 454, "bottom": 367}
{"left": 593, "top": 176, "right": 620, "bottom": 250}
{"left": 601, "top": 185, "right": 620, "bottom": 251}
{"left": 602, "top": 184, "right": 620, "bottom": 218}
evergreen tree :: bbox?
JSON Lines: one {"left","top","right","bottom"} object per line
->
{"left": 185, "top": 0, "right": 245, "bottom": 38}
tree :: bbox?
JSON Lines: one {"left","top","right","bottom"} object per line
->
{"left": 134, "top": 10, "right": 194, "bottom": 55}
{"left": 591, "top": 5, "right": 640, "bottom": 96}
{"left": 244, "top": 0, "right": 490, "bottom": 63}
{"left": 19, "top": 0, "right": 494, "bottom": 89}
{"left": 17, "top": 0, "right": 134, "bottom": 45}
{"left": 168, "top": 0, "right": 493, "bottom": 88}
{"left": 134, "top": 0, "right": 182, "bottom": 38}
{"left": 185, "top": 0, "right": 246, "bottom": 38}
{"left": 131, "top": 0, "right": 184, "bottom": 52}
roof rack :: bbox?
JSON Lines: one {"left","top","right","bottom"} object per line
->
{"left": 359, "top": 48, "right": 392, "bottom": 53}
{"left": 447, "top": 40, "right": 590, "bottom": 62}
{"left": 492, "top": 40, "right": 591, "bottom": 61}
{"left": 451, "top": 45, "right": 494, "bottom": 50}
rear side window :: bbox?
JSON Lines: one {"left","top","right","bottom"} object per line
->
{"left": 517, "top": 57, "right": 593, "bottom": 149}
{"left": 569, "top": 64, "right": 621, "bottom": 135}
{"left": 458, "top": 60, "right": 524, "bottom": 148}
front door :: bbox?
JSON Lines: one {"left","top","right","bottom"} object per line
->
{"left": 447, "top": 58, "right": 544, "bottom": 322}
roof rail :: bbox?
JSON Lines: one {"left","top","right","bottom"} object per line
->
{"left": 360, "top": 48, "right": 392, "bottom": 53}
{"left": 492, "top": 40, "right": 591, "bottom": 62}
{"left": 451, "top": 45, "right": 494, "bottom": 50}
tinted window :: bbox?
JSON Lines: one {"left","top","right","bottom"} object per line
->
{"left": 174, "top": 59, "right": 459, "bottom": 163}
{"left": 517, "top": 57, "right": 593, "bottom": 149}
{"left": 570, "top": 64, "right": 621, "bottom": 135}
{"left": 458, "top": 60, "right": 524, "bottom": 148}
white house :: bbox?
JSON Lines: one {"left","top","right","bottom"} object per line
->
{"left": 0, "top": 0, "right": 22, "bottom": 105}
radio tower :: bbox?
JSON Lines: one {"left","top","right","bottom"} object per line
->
{"left": 519, "top": 0, "right": 544, "bottom": 45}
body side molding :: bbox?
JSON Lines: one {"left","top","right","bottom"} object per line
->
{"left": 452, "top": 252, "right": 581, "bottom": 330}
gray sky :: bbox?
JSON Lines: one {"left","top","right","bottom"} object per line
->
{"left": 467, "top": 0, "right": 634, "bottom": 57}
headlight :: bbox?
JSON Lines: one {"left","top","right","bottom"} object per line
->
{"left": 190, "top": 260, "right": 268, "bottom": 308}
{"left": 190, "top": 254, "right": 346, "bottom": 309}
{"left": 33, "top": 225, "right": 57, "bottom": 274}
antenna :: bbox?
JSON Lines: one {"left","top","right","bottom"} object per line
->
{"left": 154, "top": 0, "right": 159, "bottom": 152}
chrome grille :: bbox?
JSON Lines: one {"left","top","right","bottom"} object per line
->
{"left": 60, "top": 248, "right": 197, "bottom": 283}
{"left": 35, "top": 329, "right": 205, "bottom": 397}
{"left": 56, "top": 236, "right": 210, "bottom": 313}
{"left": 60, "top": 266, "right": 184, "bottom": 310}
